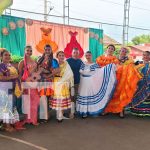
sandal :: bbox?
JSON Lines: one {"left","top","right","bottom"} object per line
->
{"left": 5, "top": 126, "right": 16, "bottom": 132}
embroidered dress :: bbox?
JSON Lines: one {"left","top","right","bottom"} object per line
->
{"left": 50, "top": 61, "right": 74, "bottom": 110}
{"left": 0, "top": 63, "right": 21, "bottom": 124}
{"left": 129, "top": 63, "right": 150, "bottom": 116}
{"left": 22, "top": 62, "right": 40, "bottom": 125}
{"left": 76, "top": 63, "right": 116, "bottom": 116}
{"left": 105, "top": 57, "right": 141, "bottom": 113}
{"left": 97, "top": 55, "right": 141, "bottom": 113}
{"left": 38, "top": 58, "right": 59, "bottom": 120}
{"left": 39, "top": 59, "right": 59, "bottom": 96}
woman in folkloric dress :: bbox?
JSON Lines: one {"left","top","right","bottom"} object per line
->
{"left": 104, "top": 47, "right": 141, "bottom": 118}
{"left": 19, "top": 45, "right": 40, "bottom": 126}
{"left": 37, "top": 44, "right": 59, "bottom": 122}
{"left": 129, "top": 51, "right": 150, "bottom": 116}
{"left": 50, "top": 51, "right": 74, "bottom": 122}
{"left": 97, "top": 45, "right": 141, "bottom": 118}
{"left": 0, "top": 50, "right": 22, "bottom": 132}
{"left": 76, "top": 51, "right": 116, "bottom": 118}
{"left": 96, "top": 44, "right": 119, "bottom": 67}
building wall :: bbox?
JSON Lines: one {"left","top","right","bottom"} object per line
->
{"left": 129, "top": 47, "right": 143, "bottom": 61}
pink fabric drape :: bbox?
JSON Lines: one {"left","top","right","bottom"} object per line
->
{"left": 26, "top": 20, "right": 89, "bottom": 57}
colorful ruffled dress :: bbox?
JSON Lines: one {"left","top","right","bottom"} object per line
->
{"left": 76, "top": 63, "right": 116, "bottom": 116}
{"left": 36, "top": 28, "right": 58, "bottom": 54}
{"left": 0, "top": 63, "right": 21, "bottom": 124}
{"left": 21, "top": 61, "right": 40, "bottom": 125}
{"left": 96, "top": 55, "right": 119, "bottom": 67}
{"left": 50, "top": 61, "right": 74, "bottom": 110}
{"left": 39, "top": 59, "right": 59, "bottom": 96}
{"left": 104, "top": 57, "right": 141, "bottom": 113}
{"left": 129, "top": 63, "right": 150, "bottom": 116}
{"left": 96, "top": 55, "right": 141, "bottom": 113}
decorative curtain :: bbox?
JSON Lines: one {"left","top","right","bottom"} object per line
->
{"left": 0, "top": 15, "right": 26, "bottom": 56}
{"left": 89, "top": 28, "right": 103, "bottom": 62}
{"left": 26, "top": 20, "right": 89, "bottom": 57}
{"left": 0, "top": 15, "right": 104, "bottom": 60}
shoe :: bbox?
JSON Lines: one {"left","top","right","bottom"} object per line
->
{"left": 39, "top": 119, "right": 48, "bottom": 124}
{"left": 119, "top": 111, "right": 125, "bottom": 118}
{"left": 0, "top": 124, "right": 4, "bottom": 131}
{"left": 15, "top": 122, "right": 26, "bottom": 130}
{"left": 32, "top": 123, "right": 39, "bottom": 126}
{"left": 101, "top": 112, "right": 109, "bottom": 116}
{"left": 69, "top": 113, "right": 74, "bottom": 119}
{"left": 82, "top": 114, "right": 87, "bottom": 119}
{"left": 5, "top": 126, "right": 16, "bottom": 132}
{"left": 57, "top": 119, "right": 63, "bottom": 123}
{"left": 62, "top": 116, "right": 70, "bottom": 120}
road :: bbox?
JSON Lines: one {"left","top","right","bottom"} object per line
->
{"left": 0, "top": 114, "right": 150, "bottom": 150}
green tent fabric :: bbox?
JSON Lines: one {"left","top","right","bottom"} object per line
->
{"left": 0, "top": 15, "right": 26, "bottom": 56}
{"left": 89, "top": 28, "right": 103, "bottom": 62}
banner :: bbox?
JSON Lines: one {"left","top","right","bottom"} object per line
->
{"left": 0, "top": 15, "right": 103, "bottom": 60}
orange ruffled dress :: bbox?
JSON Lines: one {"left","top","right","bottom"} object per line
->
{"left": 96, "top": 55, "right": 142, "bottom": 113}
{"left": 36, "top": 28, "right": 58, "bottom": 54}
{"left": 96, "top": 55, "right": 119, "bottom": 67}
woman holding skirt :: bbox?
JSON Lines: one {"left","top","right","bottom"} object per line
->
{"left": 104, "top": 47, "right": 141, "bottom": 118}
{"left": 76, "top": 51, "right": 116, "bottom": 118}
{"left": 129, "top": 51, "right": 150, "bottom": 116}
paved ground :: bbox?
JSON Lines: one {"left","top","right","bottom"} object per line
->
{"left": 0, "top": 113, "right": 150, "bottom": 150}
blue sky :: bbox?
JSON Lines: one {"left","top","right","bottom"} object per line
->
{"left": 9, "top": 0, "right": 150, "bottom": 43}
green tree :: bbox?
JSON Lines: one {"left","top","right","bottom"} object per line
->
{"left": 132, "top": 34, "right": 150, "bottom": 45}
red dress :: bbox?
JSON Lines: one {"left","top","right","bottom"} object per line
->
{"left": 64, "top": 31, "right": 84, "bottom": 58}
{"left": 22, "top": 63, "right": 40, "bottom": 125}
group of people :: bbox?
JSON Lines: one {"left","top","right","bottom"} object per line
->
{"left": 0, "top": 44, "right": 149, "bottom": 132}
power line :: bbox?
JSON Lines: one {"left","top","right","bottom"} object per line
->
{"left": 97, "top": 0, "right": 150, "bottom": 12}
{"left": 129, "top": 26, "right": 150, "bottom": 31}
{"left": 131, "top": 0, "right": 150, "bottom": 8}
{"left": 8, "top": 8, "right": 122, "bottom": 26}
{"left": 69, "top": 9, "right": 122, "bottom": 25}
{"left": 7, "top": 8, "right": 150, "bottom": 32}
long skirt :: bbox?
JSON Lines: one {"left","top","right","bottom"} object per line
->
{"left": 130, "top": 97, "right": 150, "bottom": 116}
{"left": 76, "top": 64, "right": 116, "bottom": 116}
{"left": 105, "top": 64, "right": 141, "bottom": 113}
{"left": 0, "top": 90, "right": 19, "bottom": 124}
{"left": 22, "top": 89, "right": 40, "bottom": 125}
{"left": 129, "top": 70, "right": 150, "bottom": 116}
{"left": 50, "top": 77, "right": 71, "bottom": 111}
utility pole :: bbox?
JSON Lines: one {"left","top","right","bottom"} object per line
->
{"left": 44, "top": 0, "right": 48, "bottom": 21}
{"left": 63, "top": 0, "right": 70, "bottom": 25}
{"left": 44, "top": 0, "right": 54, "bottom": 22}
{"left": 123, "top": 0, "right": 130, "bottom": 46}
